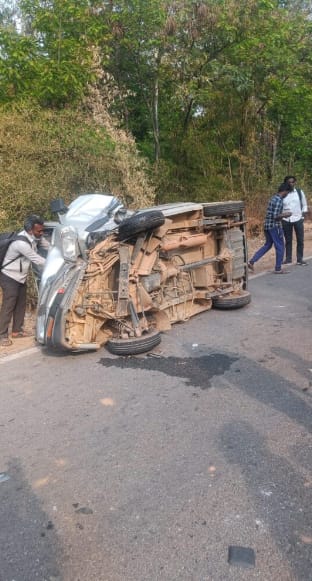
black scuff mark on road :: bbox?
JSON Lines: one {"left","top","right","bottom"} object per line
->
{"left": 98, "top": 353, "right": 239, "bottom": 389}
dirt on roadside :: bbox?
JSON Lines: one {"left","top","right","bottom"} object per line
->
{"left": 1, "top": 223, "right": 312, "bottom": 358}
{"left": 248, "top": 221, "right": 312, "bottom": 274}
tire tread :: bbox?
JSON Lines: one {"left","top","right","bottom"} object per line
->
{"left": 212, "top": 291, "right": 251, "bottom": 310}
{"left": 106, "top": 330, "right": 161, "bottom": 355}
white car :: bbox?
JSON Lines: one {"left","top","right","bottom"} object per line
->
{"left": 36, "top": 194, "right": 250, "bottom": 355}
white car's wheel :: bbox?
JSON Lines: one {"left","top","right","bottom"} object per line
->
{"left": 106, "top": 330, "right": 161, "bottom": 355}
{"left": 118, "top": 210, "right": 165, "bottom": 240}
{"left": 212, "top": 290, "right": 251, "bottom": 309}
{"left": 203, "top": 201, "right": 245, "bottom": 217}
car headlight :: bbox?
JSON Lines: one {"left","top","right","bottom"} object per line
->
{"left": 61, "top": 227, "right": 78, "bottom": 261}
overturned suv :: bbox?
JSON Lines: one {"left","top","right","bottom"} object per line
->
{"left": 36, "top": 194, "right": 251, "bottom": 355}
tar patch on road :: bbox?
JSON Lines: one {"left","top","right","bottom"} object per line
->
{"left": 99, "top": 353, "right": 238, "bottom": 389}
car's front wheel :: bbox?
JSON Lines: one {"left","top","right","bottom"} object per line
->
{"left": 106, "top": 329, "right": 161, "bottom": 355}
{"left": 117, "top": 210, "right": 165, "bottom": 240}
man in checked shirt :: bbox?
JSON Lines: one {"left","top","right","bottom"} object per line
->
{"left": 248, "top": 182, "right": 293, "bottom": 274}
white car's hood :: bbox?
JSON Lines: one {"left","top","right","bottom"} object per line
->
{"left": 59, "top": 194, "right": 122, "bottom": 230}
{"left": 40, "top": 193, "right": 128, "bottom": 288}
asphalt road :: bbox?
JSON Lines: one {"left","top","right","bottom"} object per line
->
{"left": 1, "top": 265, "right": 312, "bottom": 581}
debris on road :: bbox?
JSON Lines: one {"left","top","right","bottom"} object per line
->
{"left": 228, "top": 545, "right": 256, "bottom": 568}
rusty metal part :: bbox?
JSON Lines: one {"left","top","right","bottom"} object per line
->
{"left": 161, "top": 233, "right": 208, "bottom": 251}
{"left": 116, "top": 246, "right": 130, "bottom": 317}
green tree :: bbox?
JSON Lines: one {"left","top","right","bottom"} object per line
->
{"left": 0, "top": 0, "right": 110, "bottom": 106}
{"left": 2, "top": 0, "right": 312, "bottom": 206}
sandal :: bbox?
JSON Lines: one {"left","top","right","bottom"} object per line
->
{"left": 0, "top": 337, "right": 13, "bottom": 347}
{"left": 11, "top": 331, "right": 34, "bottom": 338}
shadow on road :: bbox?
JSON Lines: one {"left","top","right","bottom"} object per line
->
{"left": 0, "top": 458, "right": 63, "bottom": 580}
{"left": 219, "top": 420, "right": 312, "bottom": 581}
{"left": 271, "top": 346, "right": 312, "bottom": 386}
{"left": 99, "top": 350, "right": 312, "bottom": 577}
{"left": 230, "top": 354, "right": 312, "bottom": 435}
{"left": 100, "top": 352, "right": 312, "bottom": 432}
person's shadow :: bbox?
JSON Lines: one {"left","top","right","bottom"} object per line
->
{"left": 219, "top": 421, "right": 312, "bottom": 581}
{"left": 0, "top": 458, "right": 63, "bottom": 580}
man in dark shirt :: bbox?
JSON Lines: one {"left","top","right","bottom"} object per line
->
{"left": 248, "top": 183, "right": 293, "bottom": 274}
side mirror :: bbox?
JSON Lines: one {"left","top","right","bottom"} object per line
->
{"left": 114, "top": 207, "right": 128, "bottom": 224}
{"left": 50, "top": 198, "right": 68, "bottom": 214}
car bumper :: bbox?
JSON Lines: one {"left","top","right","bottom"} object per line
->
{"left": 36, "top": 262, "right": 98, "bottom": 351}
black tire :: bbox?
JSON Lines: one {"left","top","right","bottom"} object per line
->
{"left": 203, "top": 201, "right": 245, "bottom": 217}
{"left": 106, "top": 329, "right": 161, "bottom": 355}
{"left": 118, "top": 210, "right": 165, "bottom": 240}
{"left": 212, "top": 290, "right": 251, "bottom": 310}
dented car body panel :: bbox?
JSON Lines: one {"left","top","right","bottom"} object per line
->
{"left": 36, "top": 196, "right": 250, "bottom": 354}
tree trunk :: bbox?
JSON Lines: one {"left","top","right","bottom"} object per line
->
{"left": 153, "top": 75, "right": 160, "bottom": 162}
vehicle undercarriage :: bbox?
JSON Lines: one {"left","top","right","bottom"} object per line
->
{"left": 46, "top": 201, "right": 250, "bottom": 354}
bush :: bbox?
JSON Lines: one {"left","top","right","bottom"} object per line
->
{"left": 0, "top": 103, "right": 155, "bottom": 230}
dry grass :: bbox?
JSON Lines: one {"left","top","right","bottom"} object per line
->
{"left": 0, "top": 102, "right": 156, "bottom": 230}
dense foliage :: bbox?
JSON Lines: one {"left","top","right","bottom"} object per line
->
{"left": 0, "top": 103, "right": 155, "bottom": 229}
{"left": 0, "top": 0, "right": 312, "bottom": 226}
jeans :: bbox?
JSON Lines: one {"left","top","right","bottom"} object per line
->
{"left": 250, "top": 226, "right": 285, "bottom": 271}
{"left": 282, "top": 219, "right": 304, "bottom": 262}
